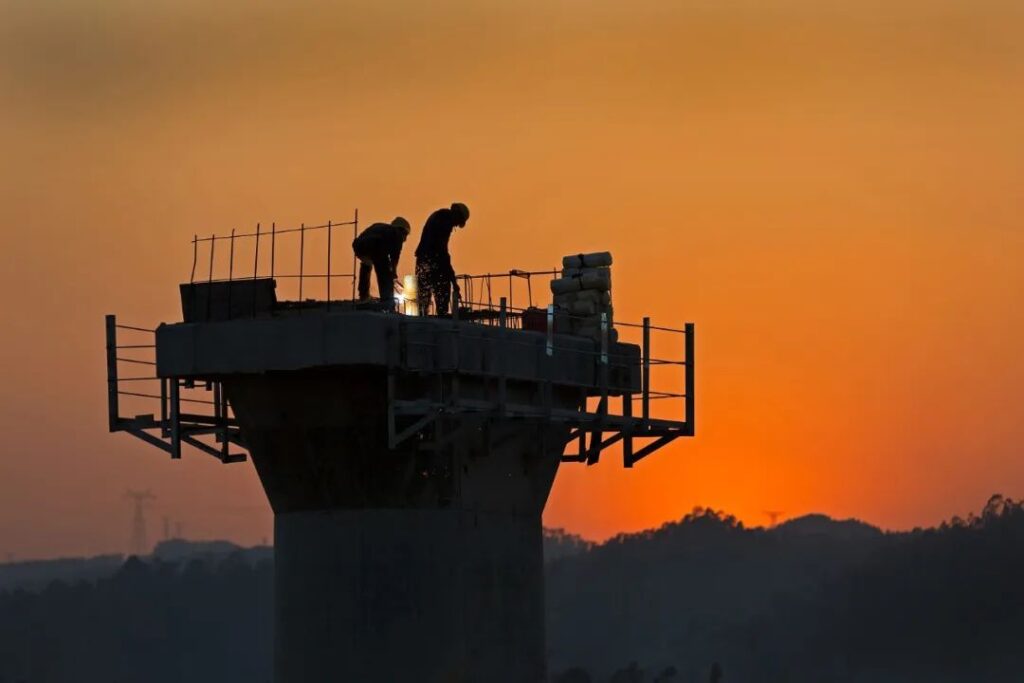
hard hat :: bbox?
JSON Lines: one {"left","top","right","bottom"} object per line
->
{"left": 391, "top": 216, "right": 411, "bottom": 235}
{"left": 450, "top": 202, "right": 470, "bottom": 226}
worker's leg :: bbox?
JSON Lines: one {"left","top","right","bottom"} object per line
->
{"left": 433, "top": 269, "right": 451, "bottom": 316}
{"left": 372, "top": 254, "right": 393, "bottom": 307}
{"left": 357, "top": 256, "right": 373, "bottom": 300}
{"left": 415, "top": 259, "right": 433, "bottom": 315}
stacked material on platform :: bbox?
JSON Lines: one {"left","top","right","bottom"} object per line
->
{"left": 551, "top": 252, "right": 616, "bottom": 343}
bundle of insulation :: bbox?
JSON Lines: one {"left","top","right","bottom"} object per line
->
{"left": 550, "top": 251, "right": 617, "bottom": 343}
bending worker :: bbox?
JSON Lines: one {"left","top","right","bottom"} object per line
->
{"left": 352, "top": 216, "right": 411, "bottom": 308}
{"left": 415, "top": 202, "right": 470, "bottom": 315}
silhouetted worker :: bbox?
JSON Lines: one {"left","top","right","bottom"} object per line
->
{"left": 415, "top": 202, "right": 470, "bottom": 315}
{"left": 352, "top": 217, "right": 411, "bottom": 309}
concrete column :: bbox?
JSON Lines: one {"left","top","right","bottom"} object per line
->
{"left": 224, "top": 370, "right": 576, "bottom": 683}
{"left": 275, "top": 509, "right": 546, "bottom": 683}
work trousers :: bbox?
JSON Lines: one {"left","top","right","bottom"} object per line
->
{"left": 355, "top": 247, "right": 393, "bottom": 304}
{"left": 416, "top": 257, "right": 453, "bottom": 316}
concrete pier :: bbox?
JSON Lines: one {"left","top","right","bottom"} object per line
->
{"left": 155, "top": 296, "right": 641, "bottom": 683}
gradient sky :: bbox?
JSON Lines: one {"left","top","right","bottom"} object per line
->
{"left": 1, "top": 0, "right": 1022, "bottom": 560}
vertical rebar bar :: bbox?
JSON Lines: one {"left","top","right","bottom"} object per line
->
{"left": 270, "top": 222, "right": 276, "bottom": 280}
{"left": 327, "top": 219, "right": 332, "bottom": 305}
{"left": 207, "top": 235, "right": 215, "bottom": 283}
{"left": 253, "top": 223, "right": 261, "bottom": 281}
{"left": 299, "top": 223, "right": 305, "bottom": 300}
{"left": 190, "top": 235, "right": 198, "bottom": 284}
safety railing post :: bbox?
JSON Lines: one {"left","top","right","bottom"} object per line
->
{"left": 543, "top": 304, "right": 554, "bottom": 416}
{"left": 600, "top": 312, "right": 609, "bottom": 366}
{"left": 252, "top": 223, "right": 261, "bottom": 318}
{"left": 499, "top": 297, "right": 507, "bottom": 415}
{"left": 169, "top": 379, "right": 181, "bottom": 460}
{"left": 206, "top": 234, "right": 215, "bottom": 319}
{"left": 351, "top": 208, "right": 358, "bottom": 300}
{"left": 160, "top": 378, "right": 169, "bottom": 438}
{"left": 190, "top": 235, "right": 198, "bottom": 284}
{"left": 218, "top": 383, "right": 230, "bottom": 462}
{"left": 270, "top": 222, "right": 276, "bottom": 280}
{"left": 299, "top": 223, "right": 305, "bottom": 300}
{"left": 685, "top": 322, "right": 695, "bottom": 434}
{"left": 226, "top": 228, "right": 236, "bottom": 315}
{"left": 546, "top": 304, "right": 554, "bottom": 357}
{"left": 623, "top": 389, "right": 634, "bottom": 467}
{"left": 105, "top": 314, "right": 119, "bottom": 432}
{"left": 642, "top": 316, "right": 651, "bottom": 427}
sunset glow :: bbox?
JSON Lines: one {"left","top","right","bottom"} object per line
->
{"left": 1, "top": 0, "right": 1022, "bottom": 559}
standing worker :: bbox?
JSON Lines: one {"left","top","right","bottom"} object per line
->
{"left": 415, "top": 202, "right": 470, "bottom": 315}
{"left": 352, "top": 216, "right": 411, "bottom": 309}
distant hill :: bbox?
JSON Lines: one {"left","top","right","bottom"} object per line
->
{"left": 0, "top": 530, "right": 582, "bottom": 594}
{"left": 151, "top": 539, "right": 272, "bottom": 564}
{"left": 546, "top": 507, "right": 891, "bottom": 678}
{"left": 544, "top": 527, "right": 594, "bottom": 562}
{"left": 0, "top": 554, "right": 124, "bottom": 593}
{"left": 2, "top": 497, "right": 1022, "bottom": 682}
{"left": 774, "top": 513, "right": 883, "bottom": 542}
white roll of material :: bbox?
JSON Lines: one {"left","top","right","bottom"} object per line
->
{"left": 579, "top": 268, "right": 611, "bottom": 291}
{"left": 550, "top": 277, "right": 583, "bottom": 295}
{"left": 562, "top": 252, "right": 613, "bottom": 269}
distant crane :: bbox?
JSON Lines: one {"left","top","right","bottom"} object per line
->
{"left": 125, "top": 490, "right": 156, "bottom": 556}
{"left": 764, "top": 510, "right": 785, "bottom": 527}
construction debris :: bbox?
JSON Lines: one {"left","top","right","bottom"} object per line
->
{"left": 551, "top": 252, "right": 617, "bottom": 343}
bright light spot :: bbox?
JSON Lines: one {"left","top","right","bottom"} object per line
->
{"left": 397, "top": 274, "right": 419, "bottom": 315}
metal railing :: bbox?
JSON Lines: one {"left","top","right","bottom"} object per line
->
{"left": 391, "top": 293, "right": 694, "bottom": 467}
{"left": 105, "top": 315, "right": 247, "bottom": 463}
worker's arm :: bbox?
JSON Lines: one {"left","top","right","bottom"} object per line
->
{"left": 390, "top": 240, "right": 404, "bottom": 279}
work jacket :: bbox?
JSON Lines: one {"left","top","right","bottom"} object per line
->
{"left": 414, "top": 208, "right": 459, "bottom": 279}
{"left": 353, "top": 223, "right": 407, "bottom": 276}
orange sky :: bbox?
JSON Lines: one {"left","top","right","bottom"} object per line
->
{"left": 1, "top": 0, "right": 1023, "bottom": 560}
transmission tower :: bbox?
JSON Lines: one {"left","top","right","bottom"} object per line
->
{"left": 125, "top": 490, "right": 156, "bottom": 556}
{"left": 764, "top": 510, "right": 785, "bottom": 527}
